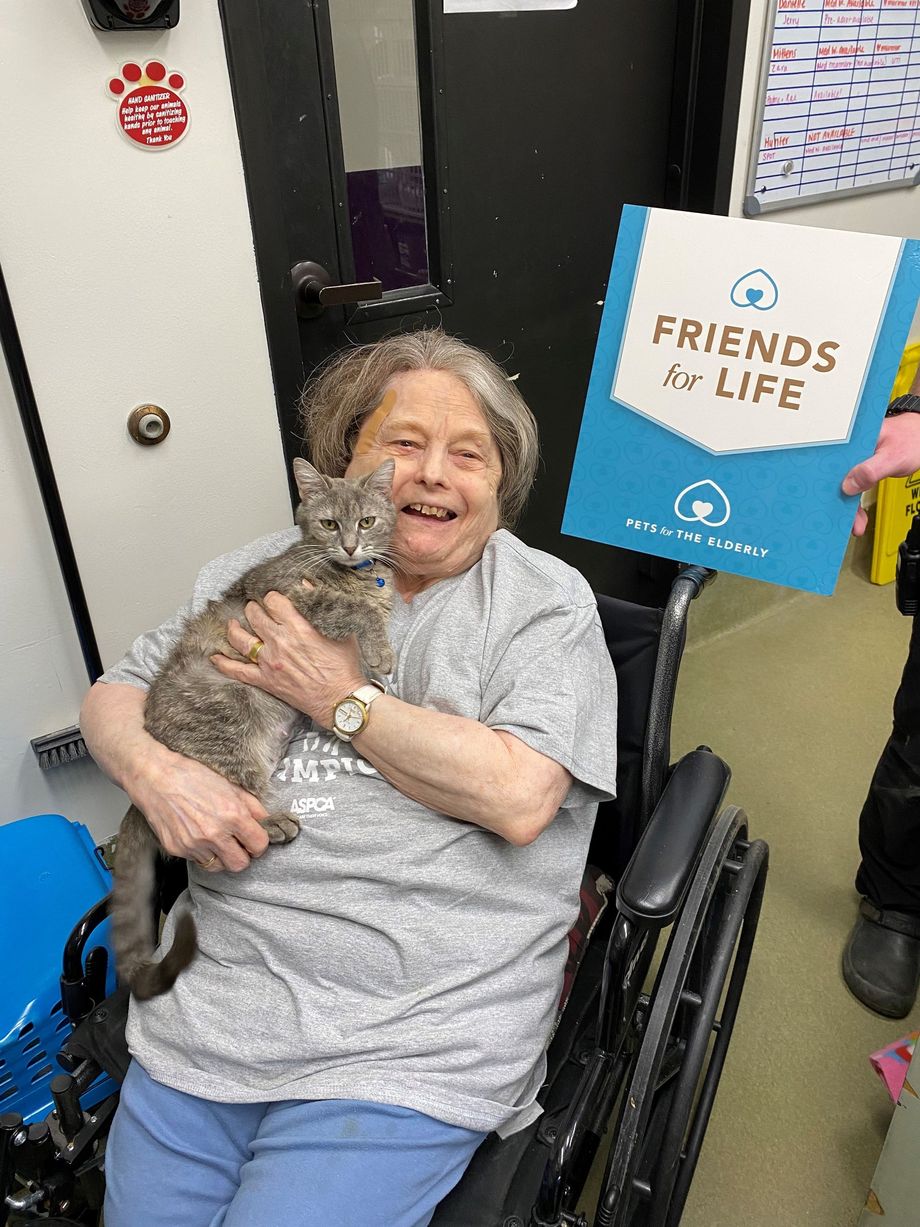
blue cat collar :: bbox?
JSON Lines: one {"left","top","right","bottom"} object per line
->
{"left": 350, "top": 558, "right": 385, "bottom": 587}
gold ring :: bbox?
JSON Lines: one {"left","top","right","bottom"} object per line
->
{"left": 197, "top": 853, "right": 217, "bottom": 869}
{"left": 248, "top": 639, "right": 264, "bottom": 664}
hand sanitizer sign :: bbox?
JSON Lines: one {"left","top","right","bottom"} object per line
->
{"left": 562, "top": 206, "right": 920, "bottom": 594}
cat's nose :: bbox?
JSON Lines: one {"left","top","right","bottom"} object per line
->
{"left": 344, "top": 544, "right": 357, "bottom": 556}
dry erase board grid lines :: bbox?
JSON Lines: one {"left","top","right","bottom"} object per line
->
{"left": 744, "top": 0, "right": 920, "bottom": 214}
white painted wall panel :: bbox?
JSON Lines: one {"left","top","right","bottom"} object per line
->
{"left": 0, "top": 0, "right": 291, "bottom": 670}
{"left": 1, "top": 358, "right": 130, "bottom": 838}
{"left": 1, "top": 0, "right": 293, "bottom": 836}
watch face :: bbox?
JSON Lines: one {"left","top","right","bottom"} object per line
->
{"left": 336, "top": 699, "right": 364, "bottom": 734}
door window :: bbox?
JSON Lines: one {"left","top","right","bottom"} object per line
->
{"left": 327, "top": 0, "right": 436, "bottom": 299}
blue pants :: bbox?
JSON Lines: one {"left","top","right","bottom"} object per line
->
{"left": 104, "top": 1061, "right": 486, "bottom": 1227}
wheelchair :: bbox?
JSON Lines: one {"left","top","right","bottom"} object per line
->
{"left": 1, "top": 565, "right": 768, "bottom": 1227}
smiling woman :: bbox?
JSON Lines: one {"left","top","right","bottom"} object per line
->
{"left": 302, "top": 328, "right": 539, "bottom": 533}
{"left": 80, "top": 326, "right": 618, "bottom": 1227}
{"left": 344, "top": 368, "right": 505, "bottom": 597}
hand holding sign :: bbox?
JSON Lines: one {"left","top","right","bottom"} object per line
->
{"left": 843, "top": 413, "right": 920, "bottom": 538}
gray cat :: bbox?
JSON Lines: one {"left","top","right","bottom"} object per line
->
{"left": 111, "top": 458, "right": 397, "bottom": 1001}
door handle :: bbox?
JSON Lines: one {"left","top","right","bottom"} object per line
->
{"left": 291, "top": 261, "right": 383, "bottom": 318}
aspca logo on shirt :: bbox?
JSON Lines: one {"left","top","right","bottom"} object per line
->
{"left": 291, "top": 796, "right": 335, "bottom": 814}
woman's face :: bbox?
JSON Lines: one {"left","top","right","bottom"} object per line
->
{"left": 344, "top": 369, "right": 502, "bottom": 594}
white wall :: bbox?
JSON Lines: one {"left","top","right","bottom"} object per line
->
{"left": 731, "top": 2, "right": 920, "bottom": 271}
{"left": 1, "top": 1, "right": 292, "bottom": 839}
{"left": 1, "top": 359, "right": 129, "bottom": 836}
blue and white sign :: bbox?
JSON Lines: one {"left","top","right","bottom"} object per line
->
{"left": 562, "top": 205, "right": 920, "bottom": 594}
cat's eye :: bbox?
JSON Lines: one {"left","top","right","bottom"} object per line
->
{"left": 319, "top": 519, "right": 337, "bottom": 530}
{"left": 358, "top": 516, "right": 376, "bottom": 529}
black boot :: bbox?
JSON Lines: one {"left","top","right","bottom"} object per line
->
{"left": 843, "top": 899, "right": 920, "bottom": 1018}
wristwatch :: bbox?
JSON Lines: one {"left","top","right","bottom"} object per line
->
{"left": 331, "top": 681, "right": 386, "bottom": 742}
{"left": 886, "top": 393, "right": 920, "bottom": 418}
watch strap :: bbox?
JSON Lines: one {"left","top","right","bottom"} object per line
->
{"left": 352, "top": 681, "right": 386, "bottom": 706}
{"left": 886, "top": 393, "right": 920, "bottom": 417}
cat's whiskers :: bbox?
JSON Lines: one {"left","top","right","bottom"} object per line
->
{"left": 372, "top": 545, "right": 409, "bottom": 571}
{"left": 271, "top": 549, "right": 337, "bottom": 591}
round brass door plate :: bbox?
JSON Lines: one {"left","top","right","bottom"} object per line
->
{"left": 127, "top": 404, "right": 171, "bottom": 445}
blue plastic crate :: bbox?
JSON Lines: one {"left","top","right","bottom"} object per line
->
{"left": 1, "top": 813, "right": 119, "bottom": 1123}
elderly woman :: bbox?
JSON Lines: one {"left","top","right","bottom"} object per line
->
{"left": 80, "top": 329, "right": 618, "bottom": 1227}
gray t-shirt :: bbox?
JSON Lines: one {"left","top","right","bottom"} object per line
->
{"left": 102, "top": 528, "right": 618, "bottom": 1137}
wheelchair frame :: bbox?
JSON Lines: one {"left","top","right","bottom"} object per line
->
{"left": 1, "top": 566, "right": 769, "bottom": 1227}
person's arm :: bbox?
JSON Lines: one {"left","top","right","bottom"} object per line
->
{"left": 353, "top": 697, "right": 572, "bottom": 845}
{"left": 843, "top": 366, "right": 920, "bottom": 536}
{"left": 212, "top": 593, "right": 573, "bottom": 846}
{"left": 80, "top": 681, "right": 271, "bottom": 871}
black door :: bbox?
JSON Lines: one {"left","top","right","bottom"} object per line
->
{"left": 220, "top": 0, "right": 747, "bottom": 603}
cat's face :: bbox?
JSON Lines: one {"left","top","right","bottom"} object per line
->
{"left": 292, "top": 459, "right": 396, "bottom": 567}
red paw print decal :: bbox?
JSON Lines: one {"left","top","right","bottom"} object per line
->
{"left": 107, "top": 61, "right": 188, "bottom": 150}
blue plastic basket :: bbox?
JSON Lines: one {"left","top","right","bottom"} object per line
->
{"left": 0, "top": 813, "right": 119, "bottom": 1123}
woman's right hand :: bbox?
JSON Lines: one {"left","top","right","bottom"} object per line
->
{"left": 130, "top": 748, "right": 271, "bottom": 872}
{"left": 842, "top": 410, "right": 920, "bottom": 535}
{"left": 80, "top": 681, "right": 270, "bottom": 873}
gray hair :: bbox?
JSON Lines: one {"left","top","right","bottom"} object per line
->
{"left": 299, "top": 329, "right": 539, "bottom": 530}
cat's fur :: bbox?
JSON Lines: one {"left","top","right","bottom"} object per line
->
{"left": 112, "top": 458, "right": 397, "bottom": 1000}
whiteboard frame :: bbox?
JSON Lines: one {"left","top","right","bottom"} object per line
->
{"left": 743, "top": 0, "right": 920, "bottom": 217}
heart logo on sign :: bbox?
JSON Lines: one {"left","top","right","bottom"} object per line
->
{"left": 675, "top": 481, "right": 731, "bottom": 528}
{"left": 729, "top": 269, "right": 779, "bottom": 312}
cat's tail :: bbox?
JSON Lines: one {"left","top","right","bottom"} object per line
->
{"left": 129, "top": 912, "right": 197, "bottom": 1001}
{"left": 111, "top": 805, "right": 199, "bottom": 1001}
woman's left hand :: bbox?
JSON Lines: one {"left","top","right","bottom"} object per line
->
{"left": 211, "top": 588, "right": 366, "bottom": 727}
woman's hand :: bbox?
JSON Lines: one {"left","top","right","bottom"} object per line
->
{"left": 210, "top": 589, "right": 366, "bottom": 728}
{"left": 132, "top": 752, "right": 271, "bottom": 873}
{"left": 80, "top": 680, "right": 269, "bottom": 873}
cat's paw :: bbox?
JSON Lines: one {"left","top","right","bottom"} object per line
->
{"left": 259, "top": 814, "right": 301, "bottom": 844}
{"left": 365, "top": 644, "right": 395, "bottom": 675}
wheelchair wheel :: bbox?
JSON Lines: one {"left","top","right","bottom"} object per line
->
{"left": 594, "top": 806, "right": 768, "bottom": 1227}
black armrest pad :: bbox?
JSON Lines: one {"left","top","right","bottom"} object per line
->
{"left": 615, "top": 750, "right": 730, "bottom": 927}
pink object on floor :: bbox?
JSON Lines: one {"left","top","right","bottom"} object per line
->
{"left": 870, "top": 1031, "right": 920, "bottom": 1102}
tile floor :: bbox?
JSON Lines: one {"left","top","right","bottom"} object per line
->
{"left": 649, "top": 534, "right": 920, "bottom": 1225}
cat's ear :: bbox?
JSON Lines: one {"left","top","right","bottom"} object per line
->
{"left": 293, "top": 459, "right": 330, "bottom": 503}
{"left": 361, "top": 458, "right": 396, "bottom": 498}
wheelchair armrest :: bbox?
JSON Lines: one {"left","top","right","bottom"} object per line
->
{"left": 615, "top": 749, "right": 730, "bottom": 928}
{"left": 61, "top": 891, "right": 112, "bottom": 1026}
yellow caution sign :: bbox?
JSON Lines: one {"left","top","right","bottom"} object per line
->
{"left": 871, "top": 343, "right": 920, "bottom": 585}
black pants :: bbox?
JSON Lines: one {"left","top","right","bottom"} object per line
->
{"left": 856, "top": 612, "right": 920, "bottom": 915}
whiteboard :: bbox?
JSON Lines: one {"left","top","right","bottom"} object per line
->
{"left": 744, "top": 0, "right": 920, "bottom": 215}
